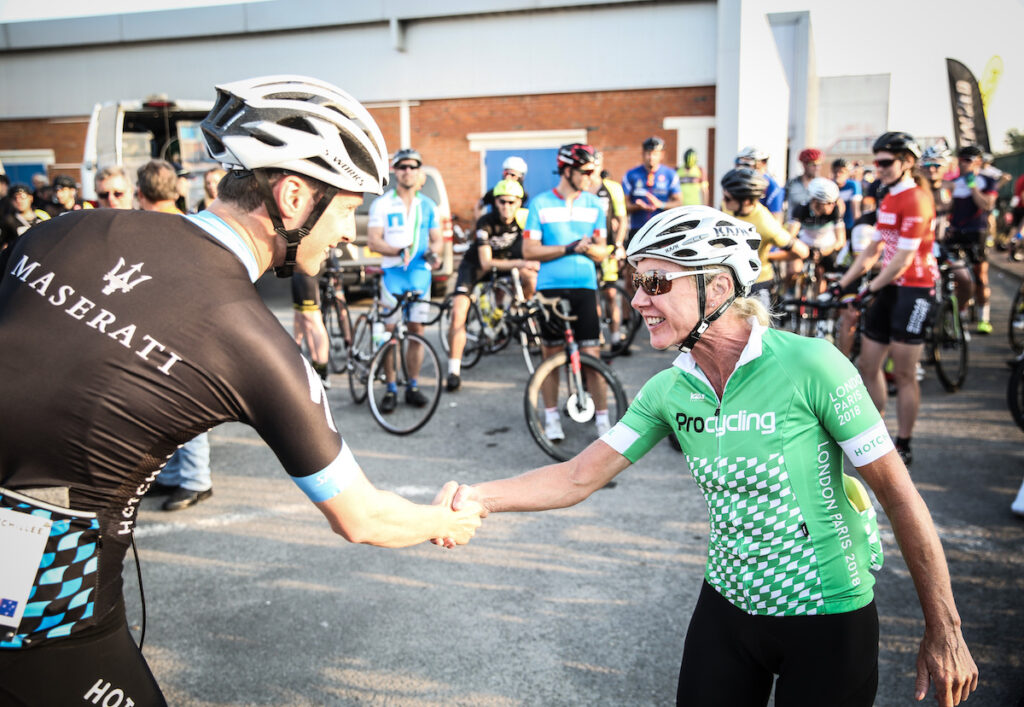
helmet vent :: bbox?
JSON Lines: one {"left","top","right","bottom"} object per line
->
{"left": 249, "top": 127, "right": 286, "bottom": 148}
{"left": 202, "top": 129, "right": 226, "bottom": 156}
{"left": 280, "top": 116, "right": 317, "bottom": 136}
{"left": 708, "top": 238, "right": 732, "bottom": 248}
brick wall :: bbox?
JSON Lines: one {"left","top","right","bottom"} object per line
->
{"left": 0, "top": 117, "right": 90, "bottom": 181}
{"left": 371, "top": 86, "right": 716, "bottom": 223}
{"left": 2, "top": 85, "right": 715, "bottom": 215}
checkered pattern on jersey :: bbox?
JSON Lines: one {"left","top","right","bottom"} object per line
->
{"left": 687, "top": 452, "right": 826, "bottom": 617}
{"left": 0, "top": 498, "right": 99, "bottom": 648}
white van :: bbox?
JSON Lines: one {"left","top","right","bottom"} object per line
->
{"left": 80, "top": 95, "right": 218, "bottom": 208}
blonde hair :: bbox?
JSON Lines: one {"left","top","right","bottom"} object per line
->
{"left": 695, "top": 267, "right": 772, "bottom": 327}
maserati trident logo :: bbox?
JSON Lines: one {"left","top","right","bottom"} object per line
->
{"left": 102, "top": 258, "right": 152, "bottom": 295}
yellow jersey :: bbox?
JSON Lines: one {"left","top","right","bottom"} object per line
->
{"left": 722, "top": 201, "right": 793, "bottom": 283}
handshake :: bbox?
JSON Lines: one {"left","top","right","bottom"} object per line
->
{"left": 430, "top": 481, "right": 488, "bottom": 548}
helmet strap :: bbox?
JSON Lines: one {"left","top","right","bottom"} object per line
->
{"left": 253, "top": 170, "right": 338, "bottom": 278}
{"left": 677, "top": 275, "right": 737, "bottom": 354}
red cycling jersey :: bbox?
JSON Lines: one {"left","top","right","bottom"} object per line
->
{"left": 872, "top": 180, "right": 937, "bottom": 288}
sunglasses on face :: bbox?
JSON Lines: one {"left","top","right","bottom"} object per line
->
{"left": 632, "top": 268, "right": 720, "bottom": 296}
{"left": 97, "top": 190, "right": 127, "bottom": 199}
{"left": 922, "top": 162, "right": 943, "bottom": 169}
{"left": 495, "top": 198, "right": 519, "bottom": 206}
{"left": 873, "top": 158, "right": 897, "bottom": 168}
{"left": 574, "top": 169, "right": 596, "bottom": 176}
{"left": 394, "top": 163, "right": 419, "bottom": 171}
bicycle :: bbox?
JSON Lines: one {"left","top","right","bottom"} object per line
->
{"left": 924, "top": 254, "right": 969, "bottom": 392}
{"left": 365, "top": 290, "right": 445, "bottom": 435}
{"left": 318, "top": 265, "right": 353, "bottom": 374}
{"left": 1009, "top": 277, "right": 1024, "bottom": 354}
{"left": 523, "top": 294, "right": 628, "bottom": 462}
{"left": 596, "top": 246, "right": 643, "bottom": 360}
{"left": 1009, "top": 351, "right": 1024, "bottom": 433}
{"left": 437, "top": 270, "right": 512, "bottom": 368}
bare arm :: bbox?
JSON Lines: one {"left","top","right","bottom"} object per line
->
{"left": 838, "top": 238, "right": 883, "bottom": 290}
{"left": 865, "top": 246, "right": 915, "bottom": 290}
{"left": 367, "top": 225, "right": 403, "bottom": 257}
{"left": 478, "top": 244, "right": 538, "bottom": 273}
{"left": 457, "top": 440, "right": 630, "bottom": 514}
{"left": 856, "top": 452, "right": 978, "bottom": 705}
{"left": 523, "top": 236, "right": 593, "bottom": 263}
{"left": 317, "top": 470, "right": 483, "bottom": 547}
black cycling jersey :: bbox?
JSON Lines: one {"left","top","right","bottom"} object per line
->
{"left": 791, "top": 201, "right": 841, "bottom": 229}
{"left": 462, "top": 210, "right": 525, "bottom": 269}
{"left": 0, "top": 209, "right": 347, "bottom": 649}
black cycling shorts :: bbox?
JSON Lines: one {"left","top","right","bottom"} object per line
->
{"left": 537, "top": 287, "right": 601, "bottom": 348}
{"left": 291, "top": 273, "right": 320, "bottom": 312}
{"left": 944, "top": 229, "right": 989, "bottom": 266}
{"left": 862, "top": 284, "right": 934, "bottom": 346}
{"left": 454, "top": 260, "right": 479, "bottom": 295}
{"left": 676, "top": 581, "right": 878, "bottom": 707}
{"left": 0, "top": 607, "right": 166, "bottom": 706}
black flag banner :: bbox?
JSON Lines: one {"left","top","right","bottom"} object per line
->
{"left": 946, "top": 58, "right": 991, "bottom": 153}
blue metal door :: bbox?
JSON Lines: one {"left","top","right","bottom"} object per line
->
{"left": 484, "top": 148, "right": 559, "bottom": 204}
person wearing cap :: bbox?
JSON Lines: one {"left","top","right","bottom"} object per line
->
{"left": 785, "top": 148, "right": 823, "bottom": 220}
{"left": 947, "top": 144, "right": 998, "bottom": 334}
{"left": 367, "top": 148, "right": 443, "bottom": 412}
{"left": 735, "top": 146, "right": 784, "bottom": 222}
{"left": 476, "top": 155, "right": 530, "bottom": 220}
{"left": 94, "top": 165, "right": 135, "bottom": 210}
{"left": 621, "top": 136, "right": 681, "bottom": 242}
{"left": 676, "top": 148, "right": 708, "bottom": 206}
{"left": 0, "top": 75, "right": 482, "bottom": 705}
{"left": 0, "top": 183, "right": 49, "bottom": 251}
{"left": 447, "top": 178, "right": 537, "bottom": 391}
{"left": 41, "top": 175, "right": 93, "bottom": 217}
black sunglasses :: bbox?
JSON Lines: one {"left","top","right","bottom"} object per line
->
{"left": 495, "top": 198, "right": 519, "bottom": 206}
{"left": 632, "top": 269, "right": 717, "bottom": 296}
{"left": 97, "top": 190, "right": 126, "bottom": 199}
{"left": 394, "top": 163, "right": 419, "bottom": 171}
{"left": 873, "top": 158, "right": 897, "bottom": 168}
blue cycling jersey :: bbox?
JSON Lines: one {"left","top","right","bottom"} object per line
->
{"left": 524, "top": 189, "right": 605, "bottom": 291}
{"left": 762, "top": 173, "right": 785, "bottom": 215}
{"left": 622, "top": 165, "right": 680, "bottom": 231}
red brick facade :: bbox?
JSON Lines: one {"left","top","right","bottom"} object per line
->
{"left": 1, "top": 86, "right": 715, "bottom": 220}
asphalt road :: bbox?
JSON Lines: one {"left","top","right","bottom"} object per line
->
{"left": 125, "top": 262, "right": 1024, "bottom": 706}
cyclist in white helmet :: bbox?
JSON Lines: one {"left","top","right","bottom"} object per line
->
{"left": 0, "top": 75, "right": 483, "bottom": 705}
{"left": 438, "top": 205, "right": 977, "bottom": 707}
{"left": 786, "top": 176, "right": 846, "bottom": 295}
{"left": 475, "top": 154, "right": 530, "bottom": 220}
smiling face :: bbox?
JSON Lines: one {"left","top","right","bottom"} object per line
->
{"left": 629, "top": 258, "right": 705, "bottom": 350}
{"left": 293, "top": 191, "right": 363, "bottom": 275}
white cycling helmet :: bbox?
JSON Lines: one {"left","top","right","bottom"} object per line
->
{"left": 502, "top": 156, "right": 528, "bottom": 176}
{"left": 808, "top": 177, "right": 840, "bottom": 204}
{"left": 200, "top": 75, "right": 390, "bottom": 277}
{"left": 736, "top": 145, "right": 769, "bottom": 162}
{"left": 627, "top": 206, "right": 762, "bottom": 352}
{"left": 200, "top": 74, "right": 389, "bottom": 195}
{"left": 921, "top": 144, "right": 951, "bottom": 163}
{"left": 627, "top": 205, "right": 762, "bottom": 293}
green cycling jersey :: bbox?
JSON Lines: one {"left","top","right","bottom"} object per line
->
{"left": 603, "top": 321, "right": 892, "bottom": 616}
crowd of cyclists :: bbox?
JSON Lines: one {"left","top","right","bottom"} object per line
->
{"left": 0, "top": 72, "right": 995, "bottom": 705}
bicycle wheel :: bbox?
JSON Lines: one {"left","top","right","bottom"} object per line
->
{"left": 523, "top": 352, "right": 628, "bottom": 462}
{"left": 931, "top": 300, "right": 968, "bottom": 392}
{"left": 439, "top": 294, "right": 485, "bottom": 369}
{"left": 347, "top": 314, "right": 372, "bottom": 404}
{"left": 1008, "top": 359, "right": 1024, "bottom": 433}
{"left": 367, "top": 332, "right": 442, "bottom": 435}
{"left": 1009, "top": 281, "right": 1024, "bottom": 354}
{"left": 322, "top": 299, "right": 351, "bottom": 373}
